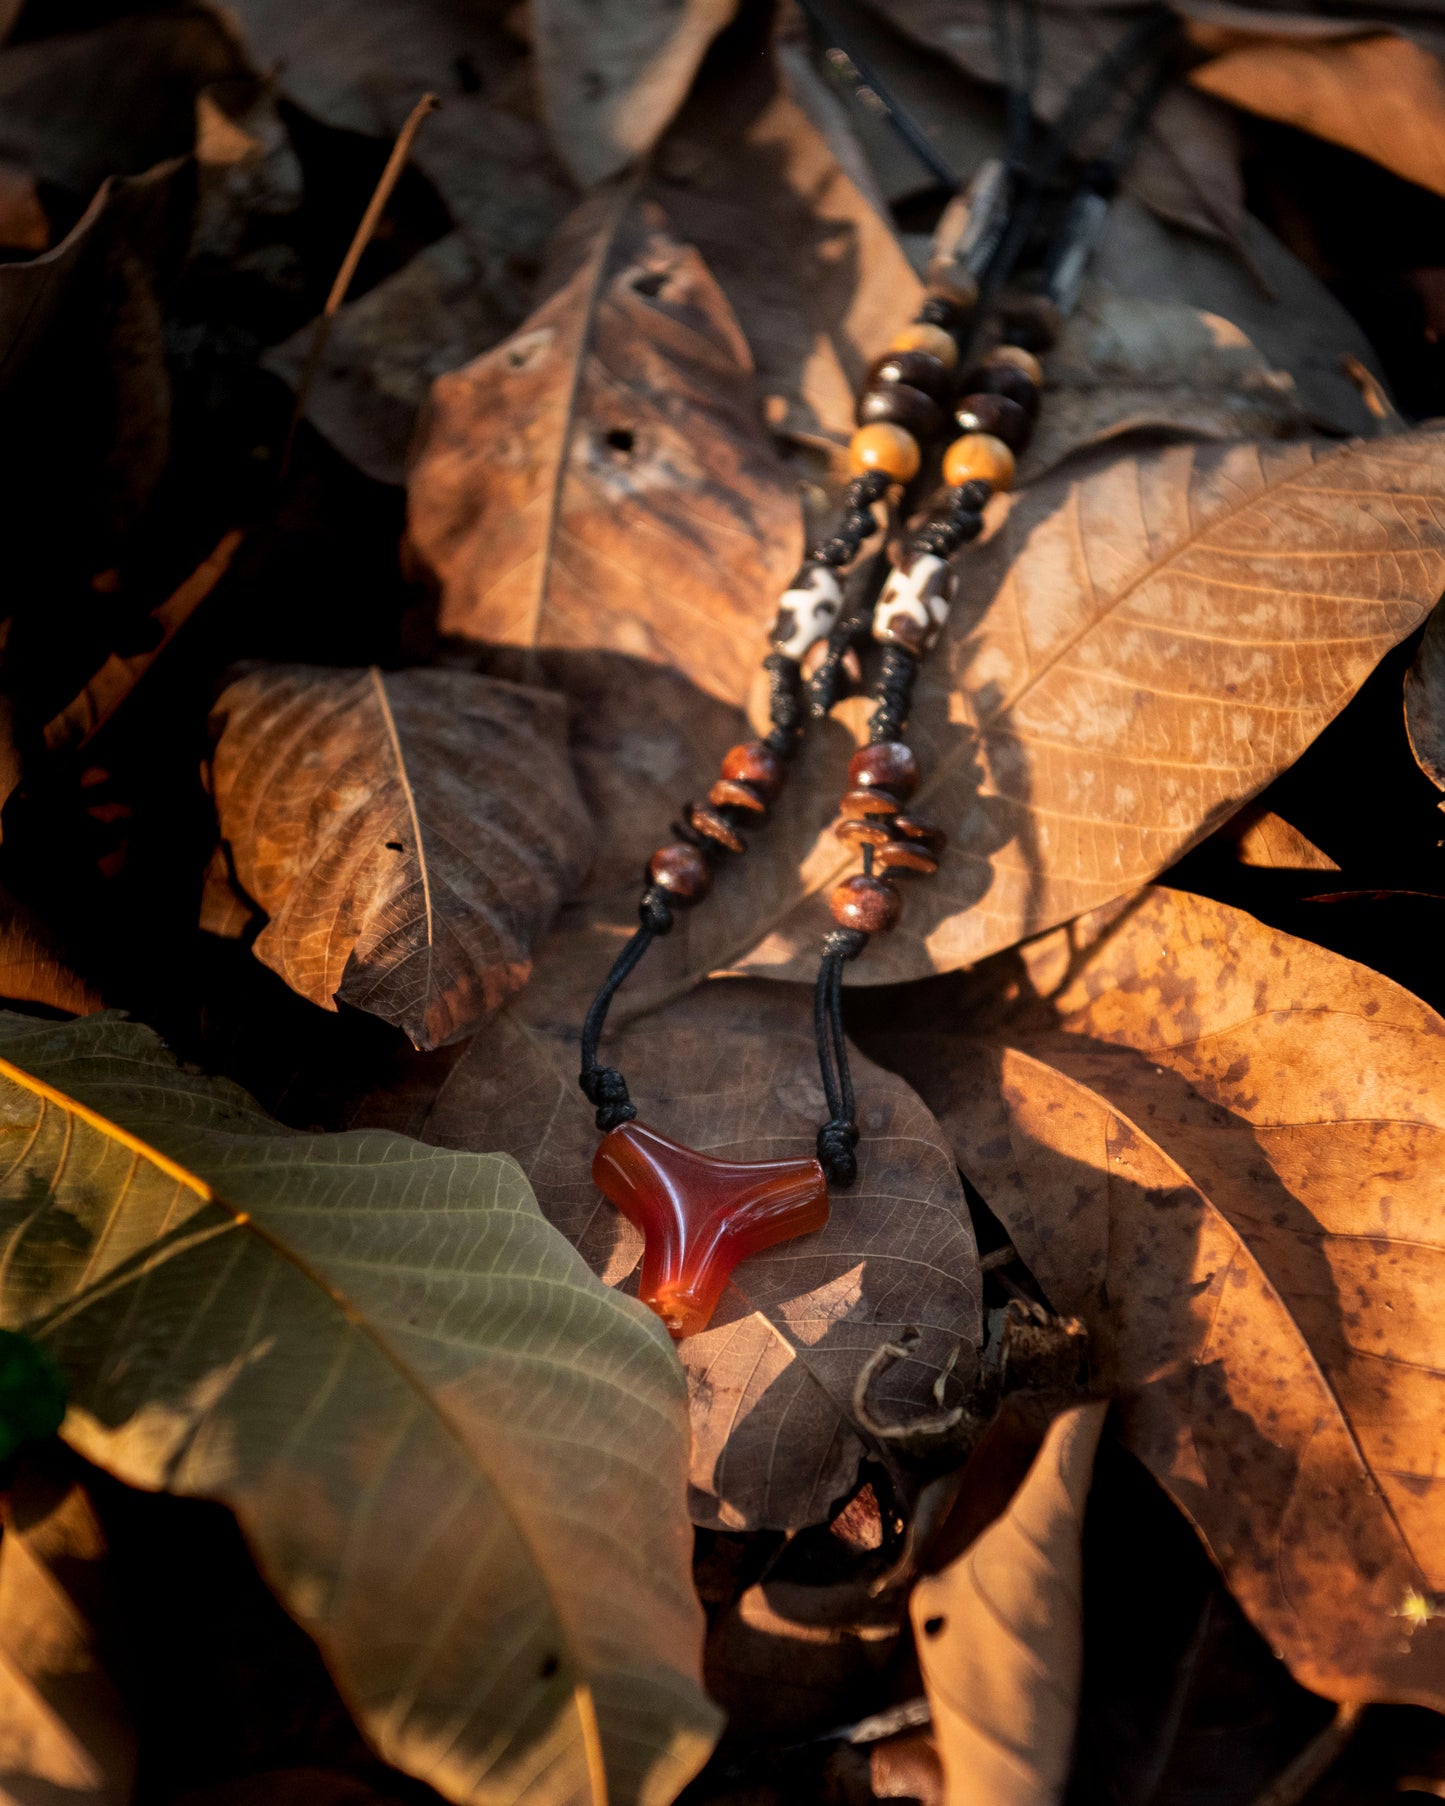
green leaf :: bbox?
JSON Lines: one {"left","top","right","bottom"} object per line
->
{"left": 0, "top": 1010, "right": 719, "bottom": 1806}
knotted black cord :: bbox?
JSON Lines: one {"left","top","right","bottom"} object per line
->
{"left": 814, "top": 928, "right": 868, "bottom": 1183}
{"left": 578, "top": 889, "right": 674, "bottom": 1130}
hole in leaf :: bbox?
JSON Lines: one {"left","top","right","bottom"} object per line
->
{"left": 922, "top": 1615, "right": 945, "bottom": 1637}
{"left": 539, "top": 1654, "right": 559, "bottom": 1679}
{"left": 633, "top": 269, "right": 667, "bottom": 297}
{"left": 605, "top": 428, "right": 635, "bottom": 454}
{"left": 385, "top": 842, "right": 404, "bottom": 852}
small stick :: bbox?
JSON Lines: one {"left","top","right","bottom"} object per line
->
{"left": 279, "top": 91, "right": 440, "bottom": 479}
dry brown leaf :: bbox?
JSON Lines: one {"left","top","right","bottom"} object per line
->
{"left": 1192, "top": 30, "right": 1445, "bottom": 201}
{"left": 356, "top": 973, "right": 982, "bottom": 1531}
{"left": 1220, "top": 802, "right": 1339, "bottom": 872}
{"left": 1405, "top": 598, "right": 1445, "bottom": 798}
{"left": 208, "top": 665, "right": 592, "bottom": 1049}
{"left": 867, "top": 885, "right": 1445, "bottom": 1709}
{"left": 0, "top": 882, "right": 101, "bottom": 1017}
{"left": 533, "top": 0, "right": 738, "bottom": 186}
{"left": 859, "top": 0, "right": 1247, "bottom": 246}
{"left": 653, "top": 429, "right": 1445, "bottom": 998}
{"left": 0, "top": 1447, "right": 136, "bottom": 1806}
{"left": 912, "top": 1402, "right": 1106, "bottom": 1806}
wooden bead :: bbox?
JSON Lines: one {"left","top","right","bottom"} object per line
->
{"left": 955, "top": 391, "right": 1029, "bottom": 451}
{"left": 943, "top": 432, "right": 1015, "bottom": 492}
{"left": 834, "top": 816, "right": 893, "bottom": 849}
{"left": 968, "top": 363, "right": 1038, "bottom": 412}
{"left": 866, "top": 349, "right": 953, "bottom": 407}
{"left": 688, "top": 803, "right": 746, "bottom": 854}
{"left": 856, "top": 383, "right": 945, "bottom": 441}
{"left": 889, "top": 322, "right": 959, "bottom": 369}
{"left": 875, "top": 840, "right": 939, "bottom": 876}
{"left": 649, "top": 843, "right": 713, "bottom": 904}
{"left": 841, "top": 786, "right": 903, "bottom": 817}
{"left": 709, "top": 778, "right": 767, "bottom": 815}
{"left": 849, "top": 741, "right": 919, "bottom": 799}
{"left": 894, "top": 815, "right": 947, "bottom": 857}
{"left": 985, "top": 343, "right": 1044, "bottom": 385}
{"left": 830, "top": 874, "right": 903, "bottom": 933}
{"left": 721, "top": 741, "right": 784, "bottom": 801}
{"left": 849, "top": 422, "right": 921, "bottom": 483}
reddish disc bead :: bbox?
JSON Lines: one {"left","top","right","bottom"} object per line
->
{"left": 848, "top": 741, "right": 919, "bottom": 799}
{"left": 709, "top": 777, "right": 767, "bottom": 815}
{"left": 875, "top": 840, "right": 939, "bottom": 876}
{"left": 834, "top": 816, "right": 893, "bottom": 849}
{"left": 830, "top": 874, "right": 903, "bottom": 933}
{"left": 955, "top": 391, "right": 1030, "bottom": 451}
{"left": 721, "top": 740, "right": 784, "bottom": 801}
{"left": 649, "top": 842, "right": 713, "bottom": 904}
{"left": 840, "top": 786, "right": 903, "bottom": 817}
{"left": 688, "top": 803, "right": 747, "bottom": 853}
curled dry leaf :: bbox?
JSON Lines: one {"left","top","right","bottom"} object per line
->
{"left": 0, "top": 1446, "right": 136, "bottom": 1806}
{"left": 208, "top": 665, "right": 592, "bottom": 1050}
{"left": 1218, "top": 802, "right": 1339, "bottom": 872}
{"left": 359, "top": 973, "right": 982, "bottom": 1532}
{"left": 912, "top": 1402, "right": 1106, "bottom": 1806}
{"left": 1191, "top": 29, "right": 1445, "bottom": 202}
{"left": 867, "top": 886, "right": 1445, "bottom": 1709}
{"left": 1405, "top": 597, "right": 1445, "bottom": 797}
{"left": 0, "top": 1011, "right": 717, "bottom": 1805}
{"left": 659, "top": 429, "right": 1445, "bottom": 998}
{"left": 0, "top": 881, "right": 101, "bottom": 1016}
{"left": 533, "top": 0, "right": 738, "bottom": 186}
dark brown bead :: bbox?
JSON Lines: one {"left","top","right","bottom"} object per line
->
{"left": 709, "top": 778, "right": 767, "bottom": 815}
{"left": 875, "top": 840, "right": 939, "bottom": 876}
{"left": 840, "top": 786, "right": 903, "bottom": 817}
{"left": 965, "top": 363, "right": 1039, "bottom": 413}
{"left": 849, "top": 741, "right": 919, "bottom": 799}
{"left": 856, "top": 383, "right": 945, "bottom": 441}
{"left": 866, "top": 348, "right": 954, "bottom": 407}
{"left": 721, "top": 740, "right": 785, "bottom": 801}
{"left": 893, "top": 815, "right": 946, "bottom": 857}
{"left": 955, "top": 391, "right": 1030, "bottom": 451}
{"left": 688, "top": 803, "right": 746, "bottom": 854}
{"left": 834, "top": 816, "right": 893, "bottom": 849}
{"left": 649, "top": 842, "right": 713, "bottom": 904}
{"left": 830, "top": 874, "right": 903, "bottom": 933}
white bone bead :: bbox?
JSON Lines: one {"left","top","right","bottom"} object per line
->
{"left": 771, "top": 564, "right": 843, "bottom": 660}
{"left": 873, "top": 554, "right": 954, "bottom": 654}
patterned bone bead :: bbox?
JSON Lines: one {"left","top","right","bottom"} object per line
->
{"left": 709, "top": 777, "right": 767, "bottom": 815}
{"left": 875, "top": 840, "right": 939, "bottom": 876}
{"left": 649, "top": 843, "right": 713, "bottom": 903}
{"left": 688, "top": 803, "right": 747, "bottom": 854}
{"left": 834, "top": 816, "right": 893, "bottom": 849}
{"left": 771, "top": 563, "right": 843, "bottom": 661}
{"left": 849, "top": 741, "right": 919, "bottom": 798}
{"left": 840, "top": 786, "right": 903, "bottom": 817}
{"left": 830, "top": 875, "right": 903, "bottom": 933}
{"left": 849, "top": 422, "right": 921, "bottom": 483}
{"left": 872, "top": 553, "right": 955, "bottom": 655}
{"left": 721, "top": 741, "right": 784, "bottom": 800}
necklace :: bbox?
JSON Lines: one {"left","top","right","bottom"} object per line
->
{"left": 577, "top": 7, "right": 1180, "bottom": 1338}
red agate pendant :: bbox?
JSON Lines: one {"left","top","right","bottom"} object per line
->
{"left": 593, "top": 1122, "right": 829, "bottom": 1338}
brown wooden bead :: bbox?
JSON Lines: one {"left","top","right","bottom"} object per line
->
{"left": 709, "top": 778, "right": 767, "bottom": 815}
{"left": 649, "top": 842, "right": 713, "bottom": 904}
{"left": 856, "top": 383, "right": 945, "bottom": 441}
{"left": 985, "top": 343, "right": 1044, "bottom": 385}
{"left": 875, "top": 840, "right": 939, "bottom": 876}
{"left": 688, "top": 803, "right": 747, "bottom": 853}
{"left": 955, "top": 391, "right": 1029, "bottom": 451}
{"left": 721, "top": 740, "right": 784, "bottom": 801}
{"left": 967, "top": 362, "right": 1038, "bottom": 412}
{"left": 834, "top": 816, "right": 893, "bottom": 849}
{"left": 943, "top": 432, "right": 1015, "bottom": 492}
{"left": 848, "top": 422, "right": 921, "bottom": 483}
{"left": 893, "top": 815, "right": 947, "bottom": 857}
{"left": 849, "top": 741, "right": 919, "bottom": 799}
{"left": 866, "top": 348, "right": 954, "bottom": 407}
{"left": 830, "top": 874, "right": 903, "bottom": 933}
{"left": 840, "top": 786, "right": 903, "bottom": 817}
{"left": 889, "top": 322, "right": 958, "bottom": 369}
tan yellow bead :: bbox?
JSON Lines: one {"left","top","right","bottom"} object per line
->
{"left": 888, "top": 322, "right": 959, "bottom": 369}
{"left": 849, "top": 421, "right": 921, "bottom": 483}
{"left": 984, "top": 343, "right": 1044, "bottom": 385}
{"left": 942, "top": 432, "right": 1015, "bottom": 492}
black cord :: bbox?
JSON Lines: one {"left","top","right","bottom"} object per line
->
{"left": 814, "top": 928, "right": 868, "bottom": 1184}
{"left": 578, "top": 889, "right": 674, "bottom": 1130}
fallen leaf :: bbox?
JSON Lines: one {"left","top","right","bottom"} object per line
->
{"left": 0, "top": 883, "right": 102, "bottom": 1017}
{"left": 1192, "top": 30, "right": 1445, "bottom": 202}
{"left": 0, "top": 158, "right": 46, "bottom": 251}
{"left": 867, "top": 885, "right": 1445, "bottom": 1710}
{"left": 360, "top": 974, "right": 983, "bottom": 1532}
{"left": 208, "top": 665, "right": 594, "bottom": 1049}
{"left": 1405, "top": 598, "right": 1445, "bottom": 796}
{"left": 685, "top": 428, "right": 1445, "bottom": 995}
{"left": 911, "top": 1402, "right": 1106, "bottom": 1806}
{"left": 0, "top": 1009, "right": 718, "bottom": 1804}
{"left": 0, "top": 1446, "right": 137, "bottom": 1806}
{"left": 533, "top": 0, "right": 738, "bottom": 186}
{"left": 1220, "top": 801, "right": 1340, "bottom": 872}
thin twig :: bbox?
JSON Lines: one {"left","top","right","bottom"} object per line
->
{"left": 279, "top": 91, "right": 440, "bottom": 479}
